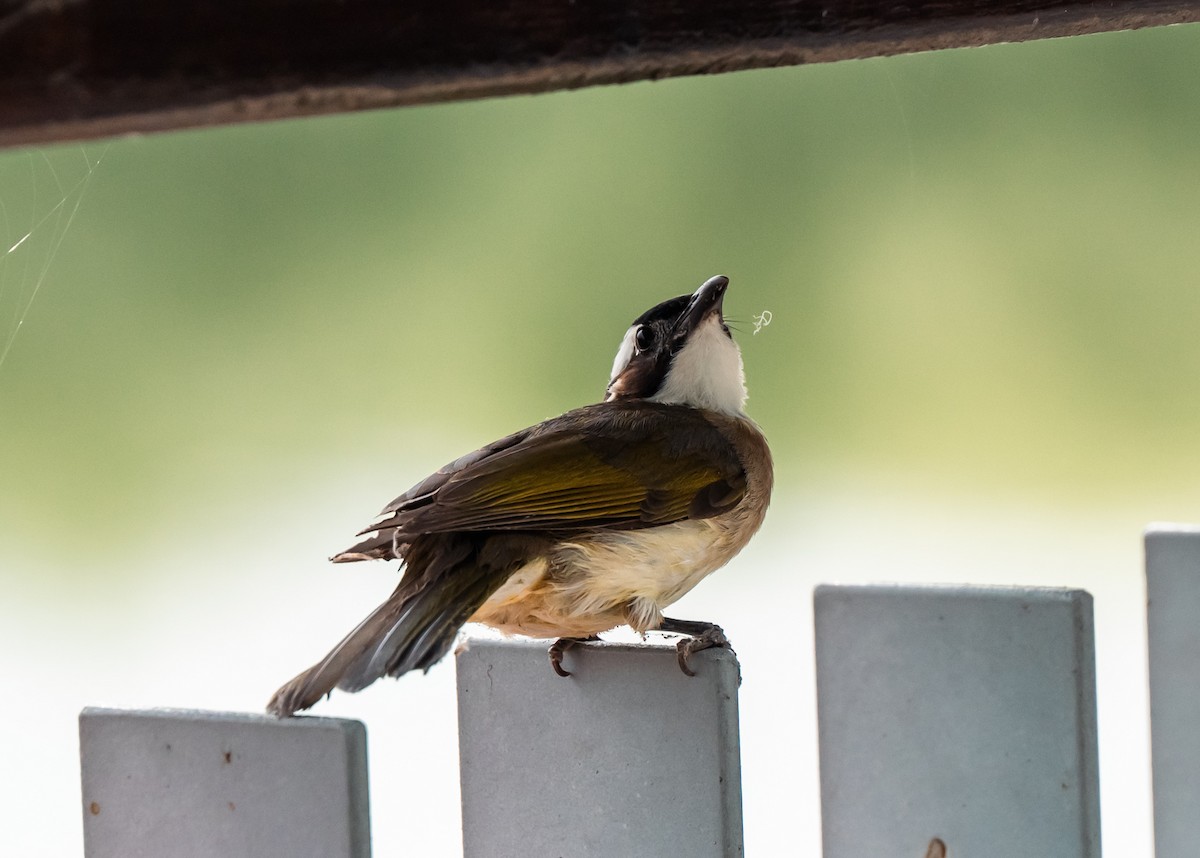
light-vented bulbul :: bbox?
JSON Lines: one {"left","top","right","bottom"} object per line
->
{"left": 269, "top": 275, "right": 772, "bottom": 717}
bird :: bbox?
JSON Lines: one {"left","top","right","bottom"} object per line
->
{"left": 268, "top": 274, "right": 773, "bottom": 717}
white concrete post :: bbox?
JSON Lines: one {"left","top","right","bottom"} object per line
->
{"left": 1146, "top": 523, "right": 1200, "bottom": 858}
{"left": 79, "top": 708, "right": 370, "bottom": 858}
{"left": 456, "top": 638, "right": 743, "bottom": 857}
{"left": 814, "top": 584, "right": 1100, "bottom": 858}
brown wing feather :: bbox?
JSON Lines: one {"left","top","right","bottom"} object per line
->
{"left": 333, "top": 402, "right": 744, "bottom": 561}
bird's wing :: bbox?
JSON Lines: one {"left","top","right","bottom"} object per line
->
{"left": 333, "top": 402, "right": 745, "bottom": 561}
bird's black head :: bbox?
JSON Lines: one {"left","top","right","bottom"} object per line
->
{"left": 605, "top": 275, "right": 746, "bottom": 413}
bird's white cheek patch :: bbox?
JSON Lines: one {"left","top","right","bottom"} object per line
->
{"left": 609, "top": 327, "right": 637, "bottom": 384}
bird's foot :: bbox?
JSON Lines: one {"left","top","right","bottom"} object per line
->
{"left": 656, "top": 617, "right": 733, "bottom": 677}
{"left": 548, "top": 635, "right": 600, "bottom": 677}
{"left": 674, "top": 627, "right": 730, "bottom": 677}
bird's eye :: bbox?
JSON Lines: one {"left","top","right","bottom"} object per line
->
{"left": 634, "top": 326, "right": 655, "bottom": 351}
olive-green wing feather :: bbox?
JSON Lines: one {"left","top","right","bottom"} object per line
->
{"left": 333, "top": 402, "right": 745, "bottom": 561}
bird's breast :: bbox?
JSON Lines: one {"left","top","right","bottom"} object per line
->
{"left": 553, "top": 518, "right": 743, "bottom": 611}
{"left": 470, "top": 508, "right": 761, "bottom": 638}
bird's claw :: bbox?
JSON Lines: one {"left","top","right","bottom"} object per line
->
{"left": 549, "top": 639, "right": 574, "bottom": 677}
{"left": 548, "top": 636, "right": 600, "bottom": 677}
{"left": 674, "top": 625, "right": 730, "bottom": 677}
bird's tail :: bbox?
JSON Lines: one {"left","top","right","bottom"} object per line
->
{"left": 267, "top": 536, "right": 512, "bottom": 717}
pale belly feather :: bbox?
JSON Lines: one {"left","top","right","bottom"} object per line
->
{"left": 469, "top": 515, "right": 749, "bottom": 638}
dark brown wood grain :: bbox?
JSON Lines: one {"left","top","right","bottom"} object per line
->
{"left": 2, "top": 0, "right": 1198, "bottom": 147}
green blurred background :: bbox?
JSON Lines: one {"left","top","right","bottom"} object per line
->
{"left": 2, "top": 21, "right": 1198, "bottom": 856}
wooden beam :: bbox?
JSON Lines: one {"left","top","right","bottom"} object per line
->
{"left": 3, "top": 0, "right": 1199, "bottom": 148}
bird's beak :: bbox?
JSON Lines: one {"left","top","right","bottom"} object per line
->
{"left": 673, "top": 275, "right": 729, "bottom": 340}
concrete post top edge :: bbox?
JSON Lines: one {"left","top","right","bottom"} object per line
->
{"left": 813, "top": 582, "right": 1092, "bottom": 605}
{"left": 1145, "top": 521, "right": 1200, "bottom": 537}
{"left": 78, "top": 706, "right": 366, "bottom": 732}
{"left": 457, "top": 635, "right": 740, "bottom": 664}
